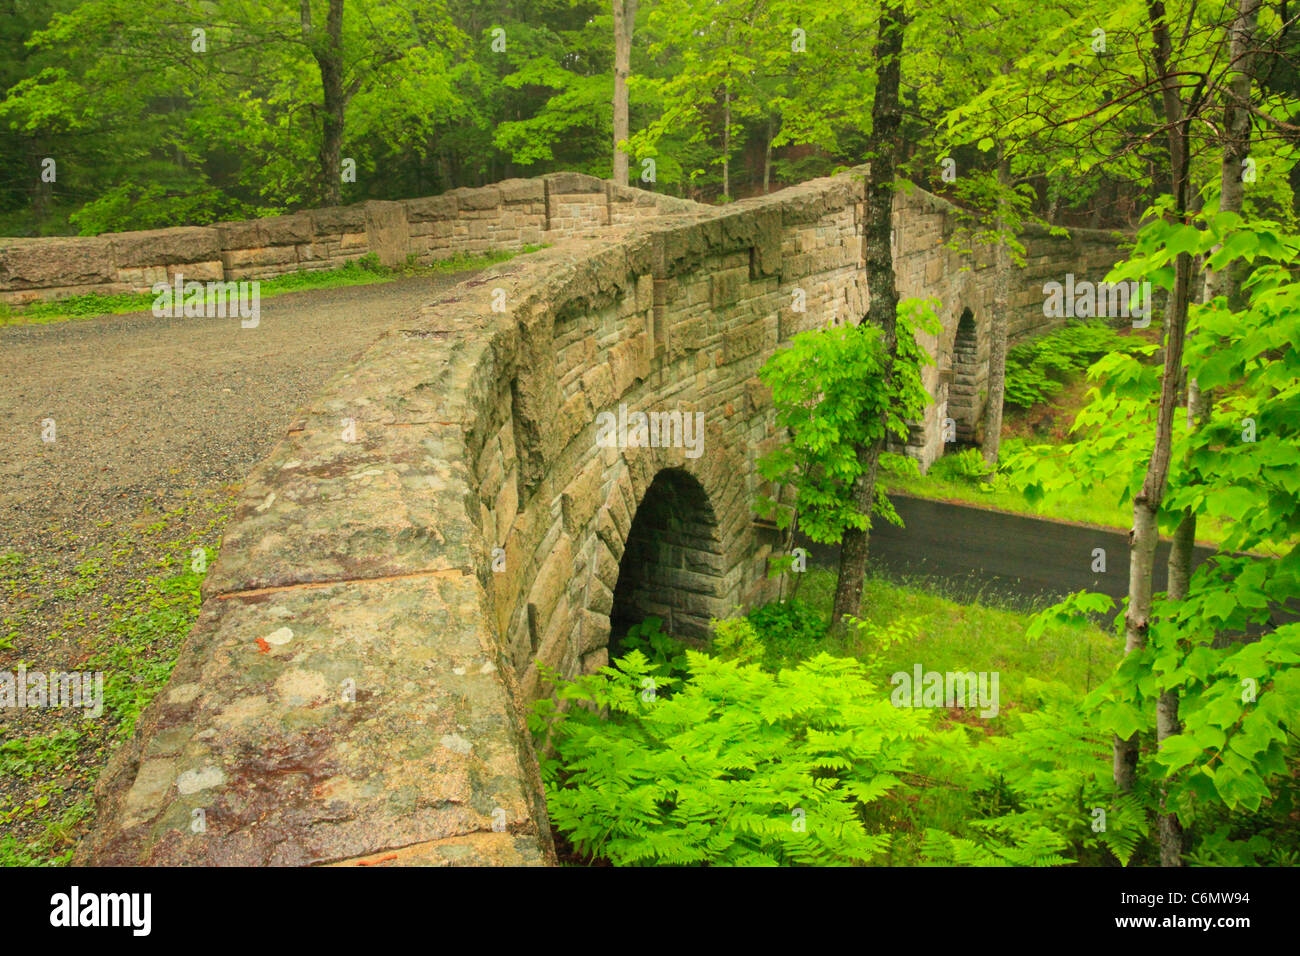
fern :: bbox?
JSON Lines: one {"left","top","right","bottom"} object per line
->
{"left": 534, "top": 647, "right": 938, "bottom": 866}
{"left": 1005, "top": 321, "right": 1148, "bottom": 409}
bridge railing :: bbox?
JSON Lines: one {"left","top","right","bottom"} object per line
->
{"left": 0, "top": 173, "right": 697, "bottom": 306}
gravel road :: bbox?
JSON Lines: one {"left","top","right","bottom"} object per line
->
{"left": 1, "top": 272, "right": 481, "bottom": 539}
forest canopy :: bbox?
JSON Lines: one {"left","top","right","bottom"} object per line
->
{"left": 8, "top": 0, "right": 1294, "bottom": 235}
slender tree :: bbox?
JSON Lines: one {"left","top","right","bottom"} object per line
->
{"left": 982, "top": 149, "right": 1012, "bottom": 470}
{"left": 1159, "top": 0, "right": 1262, "bottom": 867}
{"left": 832, "top": 0, "right": 907, "bottom": 625}
{"left": 612, "top": 0, "right": 636, "bottom": 184}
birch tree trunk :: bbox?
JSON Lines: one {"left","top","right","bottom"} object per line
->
{"left": 1159, "top": 0, "right": 1261, "bottom": 867}
{"left": 1115, "top": 0, "right": 1194, "bottom": 794}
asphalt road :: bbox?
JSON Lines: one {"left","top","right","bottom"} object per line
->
{"left": 800, "top": 494, "right": 1222, "bottom": 611}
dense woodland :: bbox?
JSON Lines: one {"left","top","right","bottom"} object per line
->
{"left": 4, "top": 0, "right": 1297, "bottom": 236}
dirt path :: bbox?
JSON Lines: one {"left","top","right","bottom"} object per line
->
{"left": 0, "top": 272, "right": 481, "bottom": 862}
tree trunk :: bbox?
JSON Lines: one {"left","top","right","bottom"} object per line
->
{"left": 1117, "top": 247, "right": 1191, "bottom": 787}
{"left": 982, "top": 152, "right": 1012, "bottom": 472}
{"left": 1116, "top": 0, "right": 1194, "bottom": 795}
{"left": 763, "top": 115, "right": 774, "bottom": 194}
{"left": 1157, "top": 0, "right": 1260, "bottom": 867}
{"left": 831, "top": 0, "right": 906, "bottom": 627}
{"left": 1160, "top": 503, "right": 1196, "bottom": 867}
{"left": 304, "top": 0, "right": 347, "bottom": 205}
{"left": 612, "top": 0, "right": 636, "bottom": 185}
{"left": 30, "top": 137, "right": 51, "bottom": 229}
{"left": 722, "top": 83, "right": 731, "bottom": 200}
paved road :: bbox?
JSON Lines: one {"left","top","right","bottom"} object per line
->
{"left": 879, "top": 495, "right": 1220, "bottom": 605}
{"left": 801, "top": 495, "right": 1287, "bottom": 631}
{"left": 801, "top": 495, "right": 1219, "bottom": 609}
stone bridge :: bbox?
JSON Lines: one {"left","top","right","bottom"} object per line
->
{"left": 58, "top": 169, "right": 1123, "bottom": 866}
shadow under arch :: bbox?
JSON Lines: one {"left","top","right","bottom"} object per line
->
{"left": 609, "top": 467, "right": 727, "bottom": 654}
{"left": 947, "top": 306, "right": 984, "bottom": 447}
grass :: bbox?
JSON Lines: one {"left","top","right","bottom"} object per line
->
{"left": 0, "top": 802, "right": 92, "bottom": 867}
{"left": 0, "top": 245, "right": 547, "bottom": 327}
{"left": 760, "top": 568, "right": 1120, "bottom": 733}
{"left": 0, "top": 731, "right": 81, "bottom": 778}
{"left": 882, "top": 440, "right": 1140, "bottom": 534}
{"left": 91, "top": 556, "right": 208, "bottom": 742}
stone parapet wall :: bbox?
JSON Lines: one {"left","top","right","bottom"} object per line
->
{"left": 0, "top": 173, "right": 698, "bottom": 306}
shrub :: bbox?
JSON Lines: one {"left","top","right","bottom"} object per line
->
{"left": 746, "top": 599, "right": 823, "bottom": 642}
{"left": 927, "top": 447, "right": 989, "bottom": 484}
{"left": 617, "top": 616, "right": 688, "bottom": 674}
{"left": 711, "top": 615, "right": 766, "bottom": 663}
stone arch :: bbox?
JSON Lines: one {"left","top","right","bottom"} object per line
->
{"left": 550, "top": 431, "right": 757, "bottom": 691}
{"left": 947, "top": 307, "right": 986, "bottom": 446}
{"left": 609, "top": 467, "right": 728, "bottom": 650}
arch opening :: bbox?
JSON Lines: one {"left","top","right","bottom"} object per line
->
{"left": 947, "top": 307, "right": 984, "bottom": 448}
{"left": 609, "top": 468, "right": 726, "bottom": 653}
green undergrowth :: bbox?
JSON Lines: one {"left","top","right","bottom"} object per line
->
{"left": 532, "top": 571, "right": 1137, "bottom": 867}
{"left": 0, "top": 244, "right": 547, "bottom": 326}
{"left": 0, "top": 492, "right": 232, "bottom": 866}
{"left": 1003, "top": 321, "right": 1150, "bottom": 410}
{"left": 534, "top": 567, "right": 1298, "bottom": 867}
